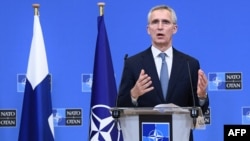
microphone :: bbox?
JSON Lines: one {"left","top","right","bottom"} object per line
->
{"left": 111, "top": 108, "right": 120, "bottom": 119}
{"left": 124, "top": 53, "right": 128, "bottom": 60}
{"left": 186, "top": 60, "right": 199, "bottom": 128}
{"left": 111, "top": 53, "right": 128, "bottom": 119}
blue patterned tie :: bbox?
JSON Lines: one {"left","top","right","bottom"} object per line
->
{"left": 159, "top": 53, "right": 169, "bottom": 99}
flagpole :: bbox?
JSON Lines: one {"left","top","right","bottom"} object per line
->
{"left": 32, "top": 4, "right": 40, "bottom": 16}
{"left": 97, "top": 2, "right": 105, "bottom": 16}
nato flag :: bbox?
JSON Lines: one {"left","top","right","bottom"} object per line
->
{"left": 89, "top": 15, "right": 123, "bottom": 141}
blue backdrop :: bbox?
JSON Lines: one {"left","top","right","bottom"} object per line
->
{"left": 0, "top": 0, "right": 250, "bottom": 141}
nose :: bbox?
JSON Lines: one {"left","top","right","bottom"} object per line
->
{"left": 157, "top": 22, "right": 163, "bottom": 29}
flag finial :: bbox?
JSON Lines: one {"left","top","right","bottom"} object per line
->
{"left": 32, "top": 4, "right": 40, "bottom": 16}
{"left": 97, "top": 2, "right": 105, "bottom": 16}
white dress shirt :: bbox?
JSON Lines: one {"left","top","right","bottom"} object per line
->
{"left": 151, "top": 46, "right": 173, "bottom": 79}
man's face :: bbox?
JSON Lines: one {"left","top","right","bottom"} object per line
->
{"left": 147, "top": 9, "right": 177, "bottom": 48}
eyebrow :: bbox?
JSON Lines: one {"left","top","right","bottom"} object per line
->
{"left": 150, "top": 19, "right": 171, "bottom": 24}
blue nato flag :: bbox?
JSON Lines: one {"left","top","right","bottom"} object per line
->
{"left": 18, "top": 9, "right": 54, "bottom": 141}
{"left": 89, "top": 15, "right": 123, "bottom": 141}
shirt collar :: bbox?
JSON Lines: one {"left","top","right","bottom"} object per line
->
{"left": 151, "top": 45, "right": 173, "bottom": 59}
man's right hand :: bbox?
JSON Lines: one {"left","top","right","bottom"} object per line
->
{"left": 130, "top": 69, "right": 154, "bottom": 99}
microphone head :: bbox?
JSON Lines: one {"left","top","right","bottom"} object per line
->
{"left": 124, "top": 54, "right": 128, "bottom": 60}
{"left": 111, "top": 109, "right": 120, "bottom": 119}
{"left": 190, "top": 107, "right": 199, "bottom": 118}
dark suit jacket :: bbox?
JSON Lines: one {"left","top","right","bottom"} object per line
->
{"left": 117, "top": 47, "right": 209, "bottom": 113}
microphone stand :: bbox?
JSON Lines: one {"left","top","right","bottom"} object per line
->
{"left": 187, "top": 61, "right": 199, "bottom": 129}
{"left": 112, "top": 54, "right": 128, "bottom": 119}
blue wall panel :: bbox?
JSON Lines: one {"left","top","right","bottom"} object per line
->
{"left": 0, "top": 0, "right": 250, "bottom": 141}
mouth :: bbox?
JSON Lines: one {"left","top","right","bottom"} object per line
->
{"left": 156, "top": 33, "right": 165, "bottom": 38}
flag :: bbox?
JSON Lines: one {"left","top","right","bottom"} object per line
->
{"left": 18, "top": 14, "right": 54, "bottom": 141}
{"left": 89, "top": 15, "right": 123, "bottom": 141}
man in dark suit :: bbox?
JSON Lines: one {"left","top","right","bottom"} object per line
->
{"left": 117, "top": 4, "right": 209, "bottom": 111}
{"left": 117, "top": 4, "right": 209, "bottom": 141}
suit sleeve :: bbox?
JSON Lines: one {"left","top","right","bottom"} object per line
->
{"left": 117, "top": 59, "right": 138, "bottom": 107}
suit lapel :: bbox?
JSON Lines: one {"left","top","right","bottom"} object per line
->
{"left": 167, "top": 48, "right": 186, "bottom": 99}
{"left": 141, "top": 48, "right": 163, "bottom": 99}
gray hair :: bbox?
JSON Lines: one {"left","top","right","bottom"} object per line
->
{"left": 147, "top": 5, "right": 177, "bottom": 24}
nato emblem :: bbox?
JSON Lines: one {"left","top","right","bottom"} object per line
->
{"left": 82, "top": 74, "right": 93, "bottom": 92}
{"left": 17, "top": 74, "right": 26, "bottom": 92}
{"left": 242, "top": 107, "right": 250, "bottom": 124}
{"left": 142, "top": 122, "right": 170, "bottom": 141}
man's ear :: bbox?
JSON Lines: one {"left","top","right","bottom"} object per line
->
{"left": 147, "top": 25, "right": 150, "bottom": 35}
{"left": 173, "top": 24, "right": 178, "bottom": 34}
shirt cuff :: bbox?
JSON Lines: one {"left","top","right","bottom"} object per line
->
{"left": 198, "top": 93, "right": 208, "bottom": 106}
{"left": 131, "top": 96, "right": 138, "bottom": 106}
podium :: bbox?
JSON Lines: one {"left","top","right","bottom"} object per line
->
{"left": 111, "top": 104, "right": 205, "bottom": 141}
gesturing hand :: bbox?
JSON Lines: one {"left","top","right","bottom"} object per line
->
{"left": 197, "top": 69, "right": 208, "bottom": 98}
{"left": 130, "top": 69, "right": 154, "bottom": 99}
